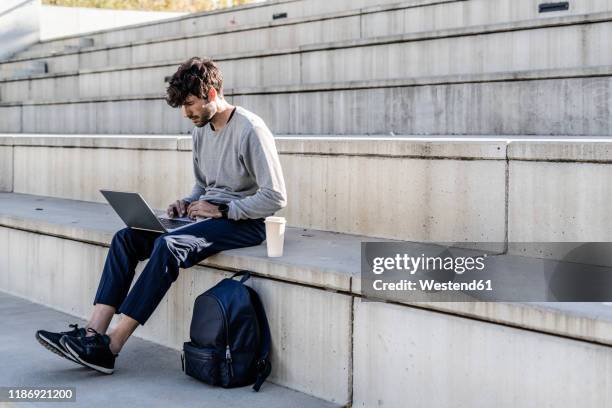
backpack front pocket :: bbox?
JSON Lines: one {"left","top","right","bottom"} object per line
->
{"left": 182, "top": 342, "right": 221, "bottom": 386}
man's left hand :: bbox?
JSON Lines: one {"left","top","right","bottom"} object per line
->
{"left": 187, "top": 200, "right": 222, "bottom": 219}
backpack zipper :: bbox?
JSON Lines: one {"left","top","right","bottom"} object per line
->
{"left": 208, "top": 294, "right": 234, "bottom": 378}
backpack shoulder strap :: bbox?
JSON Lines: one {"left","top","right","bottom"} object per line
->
{"left": 246, "top": 286, "right": 272, "bottom": 392}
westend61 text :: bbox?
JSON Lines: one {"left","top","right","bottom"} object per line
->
{"left": 373, "top": 279, "right": 493, "bottom": 292}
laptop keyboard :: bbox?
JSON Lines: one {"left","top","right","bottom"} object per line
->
{"left": 158, "top": 217, "right": 192, "bottom": 230}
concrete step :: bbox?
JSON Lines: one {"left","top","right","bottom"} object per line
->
{"left": 0, "top": 291, "right": 340, "bottom": 408}
{"left": 1, "top": 192, "right": 612, "bottom": 406}
{"left": 15, "top": 37, "right": 95, "bottom": 60}
{"left": 0, "top": 134, "right": 508, "bottom": 244}
{"left": 1, "top": 134, "right": 612, "bottom": 256}
{"left": 0, "top": 192, "right": 360, "bottom": 404}
{"left": 12, "top": 0, "right": 595, "bottom": 59}
{"left": 0, "top": 67, "right": 610, "bottom": 136}
{"left": 0, "top": 60, "right": 47, "bottom": 80}
{"left": 3, "top": 0, "right": 610, "bottom": 75}
{"left": 14, "top": 0, "right": 418, "bottom": 56}
{"left": 2, "top": 12, "right": 611, "bottom": 102}
{"left": 4, "top": 0, "right": 421, "bottom": 62}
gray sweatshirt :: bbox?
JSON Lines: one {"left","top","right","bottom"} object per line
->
{"left": 182, "top": 106, "right": 287, "bottom": 220}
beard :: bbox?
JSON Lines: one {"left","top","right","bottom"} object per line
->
{"left": 192, "top": 104, "right": 217, "bottom": 127}
{"left": 193, "top": 117, "right": 210, "bottom": 128}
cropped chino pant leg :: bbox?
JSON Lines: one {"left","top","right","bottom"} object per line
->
{"left": 93, "top": 218, "right": 266, "bottom": 325}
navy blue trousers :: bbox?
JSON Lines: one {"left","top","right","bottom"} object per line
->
{"left": 94, "top": 218, "right": 266, "bottom": 325}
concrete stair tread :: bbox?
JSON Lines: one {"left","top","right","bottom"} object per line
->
{"left": 2, "top": 0, "right": 301, "bottom": 61}
{"left": 2, "top": 68, "right": 607, "bottom": 135}
{"left": 1, "top": 6, "right": 361, "bottom": 64}
{"left": 0, "top": 192, "right": 362, "bottom": 291}
{"left": 2, "top": 9, "right": 609, "bottom": 72}
{"left": 0, "top": 291, "right": 340, "bottom": 408}
{"left": 0, "top": 0, "right": 458, "bottom": 64}
{"left": 29, "top": 0, "right": 478, "bottom": 51}
{"left": 36, "top": 0, "right": 294, "bottom": 41}
{"left": 1, "top": 192, "right": 612, "bottom": 346}
{"left": 24, "top": 0, "right": 611, "bottom": 58}
{"left": 4, "top": 133, "right": 612, "bottom": 163}
{"left": 1, "top": 65, "right": 610, "bottom": 107}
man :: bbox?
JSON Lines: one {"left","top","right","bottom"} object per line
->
{"left": 35, "top": 57, "right": 287, "bottom": 374}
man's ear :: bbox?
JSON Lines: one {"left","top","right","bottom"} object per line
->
{"left": 207, "top": 87, "right": 217, "bottom": 101}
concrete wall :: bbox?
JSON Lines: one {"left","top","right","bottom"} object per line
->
{"left": 1, "top": 69, "right": 610, "bottom": 135}
{"left": 22, "top": 0, "right": 459, "bottom": 52}
{"left": 11, "top": 145, "right": 193, "bottom": 210}
{"left": 3, "top": 15, "right": 611, "bottom": 102}
{"left": 2, "top": 136, "right": 507, "bottom": 245}
{"left": 7, "top": 0, "right": 612, "bottom": 70}
{"left": 21, "top": 0, "right": 612, "bottom": 58}
{"left": 0, "top": 0, "right": 40, "bottom": 61}
{"left": 232, "top": 75, "right": 612, "bottom": 137}
{"left": 0, "top": 227, "right": 352, "bottom": 404}
{"left": 3, "top": 135, "right": 612, "bottom": 252}
{"left": 509, "top": 161, "right": 612, "bottom": 242}
{"left": 507, "top": 141, "right": 612, "bottom": 261}
{"left": 0, "top": 106, "right": 22, "bottom": 133}
{"left": 278, "top": 147, "right": 506, "bottom": 244}
{"left": 39, "top": 6, "right": 186, "bottom": 41}
{"left": 3, "top": 13, "right": 362, "bottom": 73}
{"left": 0, "top": 145, "right": 13, "bottom": 192}
{"left": 1, "top": 224, "right": 611, "bottom": 406}
{"left": 353, "top": 299, "right": 612, "bottom": 408}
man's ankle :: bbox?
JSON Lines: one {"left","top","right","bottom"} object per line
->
{"left": 85, "top": 326, "right": 102, "bottom": 336}
{"left": 107, "top": 333, "right": 122, "bottom": 354}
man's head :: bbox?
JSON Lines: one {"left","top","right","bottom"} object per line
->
{"left": 165, "top": 57, "right": 224, "bottom": 128}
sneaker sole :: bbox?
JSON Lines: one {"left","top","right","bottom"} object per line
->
{"left": 62, "top": 339, "right": 114, "bottom": 375}
{"left": 35, "top": 332, "right": 84, "bottom": 366}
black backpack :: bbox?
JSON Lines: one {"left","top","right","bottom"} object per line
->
{"left": 181, "top": 271, "right": 272, "bottom": 391}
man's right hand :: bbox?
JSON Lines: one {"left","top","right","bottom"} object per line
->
{"left": 167, "top": 199, "right": 188, "bottom": 218}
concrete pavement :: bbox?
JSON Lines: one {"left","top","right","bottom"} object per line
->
{"left": 0, "top": 291, "right": 337, "bottom": 408}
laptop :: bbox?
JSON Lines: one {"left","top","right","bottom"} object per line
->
{"left": 100, "top": 190, "right": 208, "bottom": 233}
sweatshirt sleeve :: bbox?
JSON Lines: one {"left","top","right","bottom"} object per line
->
{"left": 182, "top": 131, "right": 207, "bottom": 203}
{"left": 227, "top": 125, "right": 287, "bottom": 220}
{"left": 183, "top": 182, "right": 206, "bottom": 204}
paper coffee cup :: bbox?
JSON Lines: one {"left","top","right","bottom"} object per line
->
{"left": 264, "top": 216, "right": 286, "bottom": 257}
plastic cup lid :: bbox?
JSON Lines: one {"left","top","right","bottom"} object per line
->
{"left": 265, "top": 216, "right": 286, "bottom": 223}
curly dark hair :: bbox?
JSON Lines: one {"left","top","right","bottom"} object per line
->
{"left": 165, "top": 57, "right": 223, "bottom": 108}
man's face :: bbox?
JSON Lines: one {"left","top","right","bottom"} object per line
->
{"left": 181, "top": 93, "right": 217, "bottom": 127}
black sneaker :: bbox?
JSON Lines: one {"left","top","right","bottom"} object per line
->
{"left": 35, "top": 324, "right": 87, "bottom": 365}
{"left": 60, "top": 328, "right": 117, "bottom": 374}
